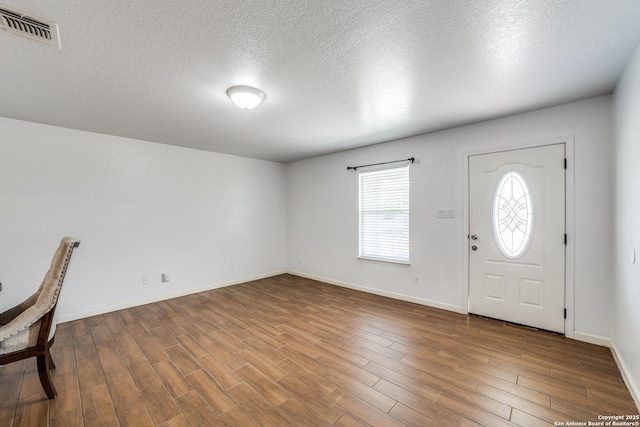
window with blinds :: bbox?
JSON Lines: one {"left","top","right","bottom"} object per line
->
{"left": 358, "top": 165, "right": 410, "bottom": 264}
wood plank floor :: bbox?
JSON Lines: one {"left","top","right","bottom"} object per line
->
{"left": 1, "top": 274, "right": 637, "bottom": 426}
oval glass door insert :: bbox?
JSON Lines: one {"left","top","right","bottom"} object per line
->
{"left": 492, "top": 171, "right": 534, "bottom": 259}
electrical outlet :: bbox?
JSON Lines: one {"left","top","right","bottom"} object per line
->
{"left": 142, "top": 276, "right": 149, "bottom": 285}
{"left": 413, "top": 275, "right": 420, "bottom": 285}
{"left": 162, "top": 273, "right": 170, "bottom": 282}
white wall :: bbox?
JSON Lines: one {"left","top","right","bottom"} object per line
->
{"left": 0, "top": 117, "right": 287, "bottom": 321}
{"left": 612, "top": 43, "right": 640, "bottom": 407}
{"left": 0, "top": 95, "right": 617, "bottom": 345}
{"left": 287, "top": 95, "right": 613, "bottom": 340}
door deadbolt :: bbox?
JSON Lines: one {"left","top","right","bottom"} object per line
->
{"left": 471, "top": 245, "right": 478, "bottom": 251}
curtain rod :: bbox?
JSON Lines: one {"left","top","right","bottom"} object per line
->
{"left": 347, "top": 157, "right": 415, "bottom": 171}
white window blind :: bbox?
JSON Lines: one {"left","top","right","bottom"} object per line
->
{"left": 359, "top": 165, "right": 410, "bottom": 264}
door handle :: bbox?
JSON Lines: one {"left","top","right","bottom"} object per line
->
{"left": 471, "top": 234, "right": 478, "bottom": 240}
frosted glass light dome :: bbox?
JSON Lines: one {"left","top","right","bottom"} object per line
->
{"left": 226, "top": 86, "right": 266, "bottom": 110}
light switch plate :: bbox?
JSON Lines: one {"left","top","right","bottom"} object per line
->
{"left": 437, "top": 208, "right": 455, "bottom": 218}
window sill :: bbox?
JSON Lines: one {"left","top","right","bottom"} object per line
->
{"left": 357, "top": 257, "right": 411, "bottom": 267}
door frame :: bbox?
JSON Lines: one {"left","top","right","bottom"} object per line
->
{"left": 462, "top": 136, "right": 575, "bottom": 338}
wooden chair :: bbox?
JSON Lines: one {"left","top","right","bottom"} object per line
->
{"left": 0, "top": 237, "right": 80, "bottom": 399}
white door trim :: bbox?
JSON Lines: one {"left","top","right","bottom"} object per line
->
{"left": 462, "top": 136, "right": 575, "bottom": 338}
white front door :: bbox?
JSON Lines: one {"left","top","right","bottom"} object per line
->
{"left": 468, "top": 144, "right": 566, "bottom": 333}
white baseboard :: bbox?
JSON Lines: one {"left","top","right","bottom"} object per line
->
{"left": 572, "top": 331, "right": 612, "bottom": 348}
{"left": 611, "top": 341, "right": 640, "bottom": 413}
{"left": 287, "top": 270, "right": 466, "bottom": 314}
{"left": 58, "top": 270, "right": 287, "bottom": 323}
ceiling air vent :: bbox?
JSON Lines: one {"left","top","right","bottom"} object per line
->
{"left": 0, "top": 5, "right": 60, "bottom": 48}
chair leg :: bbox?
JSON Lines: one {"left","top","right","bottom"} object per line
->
{"left": 48, "top": 347, "right": 56, "bottom": 370}
{"left": 37, "top": 352, "right": 57, "bottom": 399}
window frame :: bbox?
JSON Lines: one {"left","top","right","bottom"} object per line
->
{"left": 357, "top": 164, "right": 411, "bottom": 265}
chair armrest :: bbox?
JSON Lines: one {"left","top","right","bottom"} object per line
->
{"left": 0, "top": 304, "right": 42, "bottom": 342}
{"left": 0, "top": 292, "right": 39, "bottom": 325}
{"left": 0, "top": 276, "right": 59, "bottom": 341}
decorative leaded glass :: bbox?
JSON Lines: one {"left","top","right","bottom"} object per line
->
{"left": 492, "top": 171, "right": 533, "bottom": 259}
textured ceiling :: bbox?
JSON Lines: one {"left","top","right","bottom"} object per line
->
{"left": 1, "top": 1, "right": 640, "bottom": 163}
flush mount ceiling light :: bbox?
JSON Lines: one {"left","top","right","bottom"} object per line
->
{"left": 226, "top": 85, "right": 266, "bottom": 110}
